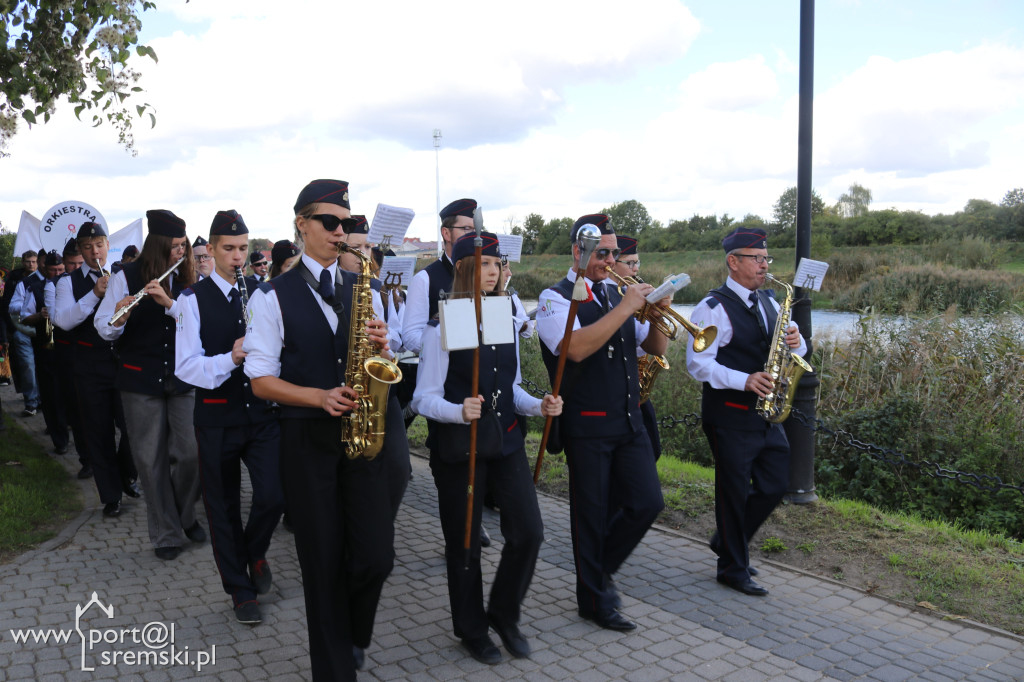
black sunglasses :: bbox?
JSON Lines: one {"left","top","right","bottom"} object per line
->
{"left": 310, "top": 214, "right": 358, "bottom": 232}
{"left": 594, "top": 248, "right": 621, "bottom": 260}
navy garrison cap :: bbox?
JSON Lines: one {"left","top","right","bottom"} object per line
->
{"left": 722, "top": 227, "right": 767, "bottom": 252}
{"left": 43, "top": 250, "right": 61, "bottom": 267}
{"left": 439, "top": 198, "right": 477, "bottom": 220}
{"left": 76, "top": 221, "right": 108, "bottom": 240}
{"left": 271, "top": 240, "right": 299, "bottom": 264}
{"left": 146, "top": 210, "right": 187, "bottom": 238}
{"left": 571, "top": 213, "right": 614, "bottom": 243}
{"left": 250, "top": 251, "right": 268, "bottom": 266}
{"left": 616, "top": 235, "right": 638, "bottom": 255}
{"left": 122, "top": 245, "right": 139, "bottom": 259}
{"left": 210, "top": 209, "right": 248, "bottom": 236}
{"left": 452, "top": 231, "right": 500, "bottom": 264}
{"left": 192, "top": 236, "right": 208, "bottom": 248}
{"left": 293, "top": 179, "right": 350, "bottom": 214}
{"left": 346, "top": 215, "right": 369, "bottom": 235}
{"left": 61, "top": 240, "right": 79, "bottom": 258}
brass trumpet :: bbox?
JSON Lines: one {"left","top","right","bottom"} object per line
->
{"left": 603, "top": 266, "right": 717, "bottom": 353}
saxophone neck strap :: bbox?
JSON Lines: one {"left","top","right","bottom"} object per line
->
{"left": 297, "top": 261, "right": 347, "bottom": 318}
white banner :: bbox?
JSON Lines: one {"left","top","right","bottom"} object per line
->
{"left": 12, "top": 211, "right": 42, "bottom": 258}
{"left": 38, "top": 200, "right": 107, "bottom": 255}
{"left": 11, "top": 206, "right": 142, "bottom": 265}
{"left": 108, "top": 219, "right": 144, "bottom": 263}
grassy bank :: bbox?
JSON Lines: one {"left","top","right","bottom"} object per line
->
{"left": 0, "top": 415, "right": 81, "bottom": 562}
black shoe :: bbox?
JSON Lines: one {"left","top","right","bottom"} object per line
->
{"left": 102, "top": 502, "right": 121, "bottom": 518}
{"left": 122, "top": 478, "right": 142, "bottom": 498}
{"left": 154, "top": 546, "right": 182, "bottom": 561}
{"left": 709, "top": 533, "right": 758, "bottom": 576}
{"left": 21, "top": 408, "right": 36, "bottom": 417}
{"left": 55, "top": 444, "right": 69, "bottom": 455}
{"left": 480, "top": 525, "right": 491, "bottom": 548}
{"left": 352, "top": 645, "right": 365, "bottom": 670}
{"left": 184, "top": 522, "right": 207, "bottom": 543}
{"left": 717, "top": 576, "right": 769, "bottom": 596}
{"left": 461, "top": 635, "right": 501, "bottom": 665}
{"left": 77, "top": 465, "right": 94, "bottom": 480}
{"left": 487, "top": 613, "right": 530, "bottom": 659}
{"left": 579, "top": 608, "right": 637, "bottom": 632}
{"left": 234, "top": 600, "right": 262, "bottom": 625}
{"left": 250, "top": 559, "right": 272, "bottom": 595}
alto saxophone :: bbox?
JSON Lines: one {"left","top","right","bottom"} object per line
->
{"left": 338, "top": 244, "right": 403, "bottom": 459}
{"left": 756, "top": 274, "right": 814, "bottom": 423}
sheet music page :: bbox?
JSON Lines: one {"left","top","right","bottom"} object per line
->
{"left": 368, "top": 204, "right": 415, "bottom": 244}
{"left": 379, "top": 256, "right": 416, "bottom": 289}
{"left": 497, "top": 234, "right": 524, "bottom": 262}
{"left": 794, "top": 258, "right": 829, "bottom": 291}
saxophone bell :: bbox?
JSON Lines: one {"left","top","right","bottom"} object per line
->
{"left": 756, "top": 273, "right": 814, "bottom": 423}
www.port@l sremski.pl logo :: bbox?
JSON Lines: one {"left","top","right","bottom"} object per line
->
{"left": 6, "top": 591, "right": 216, "bottom": 673}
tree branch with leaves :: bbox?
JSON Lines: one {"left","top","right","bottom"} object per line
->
{"left": 0, "top": 0, "right": 164, "bottom": 157}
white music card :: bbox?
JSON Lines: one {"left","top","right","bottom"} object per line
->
{"left": 794, "top": 259, "right": 829, "bottom": 291}
{"left": 497, "top": 234, "right": 524, "bottom": 262}
{"left": 368, "top": 204, "right": 415, "bottom": 244}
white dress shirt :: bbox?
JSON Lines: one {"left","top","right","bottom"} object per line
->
{"left": 401, "top": 253, "right": 452, "bottom": 354}
{"left": 175, "top": 270, "right": 244, "bottom": 390}
{"left": 9, "top": 272, "right": 44, "bottom": 319}
{"left": 54, "top": 264, "right": 103, "bottom": 331}
{"left": 686, "top": 275, "right": 807, "bottom": 392}
{"left": 536, "top": 268, "right": 649, "bottom": 356}
{"left": 411, "top": 322, "right": 543, "bottom": 425}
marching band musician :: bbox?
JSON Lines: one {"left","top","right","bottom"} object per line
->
{"left": 685, "top": 227, "right": 806, "bottom": 596}
{"left": 95, "top": 210, "right": 204, "bottom": 560}
{"left": 268, "top": 239, "right": 301, "bottom": 280}
{"left": 175, "top": 210, "right": 284, "bottom": 625}
{"left": 6, "top": 250, "right": 41, "bottom": 417}
{"left": 192, "top": 235, "right": 214, "bottom": 279}
{"left": 337, "top": 214, "right": 411, "bottom": 520}
{"left": 54, "top": 222, "right": 140, "bottom": 508}
{"left": 536, "top": 214, "right": 669, "bottom": 632}
{"left": 412, "top": 232, "right": 561, "bottom": 664}
{"left": 249, "top": 251, "right": 270, "bottom": 283}
{"left": 16, "top": 250, "right": 70, "bottom": 455}
{"left": 609, "top": 235, "right": 662, "bottom": 461}
{"left": 243, "top": 179, "right": 398, "bottom": 680}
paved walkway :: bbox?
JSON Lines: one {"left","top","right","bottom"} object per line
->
{"left": 1, "top": 391, "right": 1023, "bottom": 680}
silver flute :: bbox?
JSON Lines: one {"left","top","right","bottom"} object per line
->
{"left": 108, "top": 256, "right": 185, "bottom": 326}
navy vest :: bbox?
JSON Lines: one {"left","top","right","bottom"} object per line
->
{"left": 540, "top": 278, "right": 643, "bottom": 438}
{"left": 701, "top": 285, "right": 778, "bottom": 430}
{"left": 424, "top": 255, "right": 454, "bottom": 320}
{"left": 65, "top": 268, "right": 117, "bottom": 367}
{"left": 425, "top": 322, "right": 524, "bottom": 457}
{"left": 187, "top": 278, "right": 275, "bottom": 427}
{"left": 115, "top": 260, "right": 190, "bottom": 396}
{"left": 273, "top": 266, "right": 356, "bottom": 419}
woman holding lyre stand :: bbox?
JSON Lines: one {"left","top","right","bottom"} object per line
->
{"left": 95, "top": 210, "right": 202, "bottom": 560}
{"left": 413, "top": 231, "right": 562, "bottom": 665}
{"left": 243, "top": 179, "right": 397, "bottom": 680}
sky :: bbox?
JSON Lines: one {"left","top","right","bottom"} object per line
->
{"left": 1, "top": 0, "right": 1022, "bottom": 245}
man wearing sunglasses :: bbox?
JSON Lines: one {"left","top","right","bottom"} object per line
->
{"left": 249, "top": 252, "right": 269, "bottom": 283}
{"left": 686, "top": 227, "right": 806, "bottom": 597}
{"left": 536, "top": 214, "right": 671, "bottom": 633}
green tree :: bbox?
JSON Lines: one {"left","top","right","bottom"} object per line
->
{"left": 1, "top": 0, "right": 161, "bottom": 157}
{"left": 249, "top": 238, "right": 273, "bottom": 255}
{"left": 837, "top": 183, "right": 873, "bottom": 218}
{"left": 512, "top": 213, "right": 544, "bottom": 255}
{"left": 1000, "top": 188, "right": 1024, "bottom": 208}
{"left": 771, "top": 186, "right": 825, "bottom": 234}
{"left": 535, "top": 217, "right": 573, "bottom": 255}
{"left": 600, "top": 199, "right": 660, "bottom": 237}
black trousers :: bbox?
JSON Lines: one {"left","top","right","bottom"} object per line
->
{"left": 196, "top": 420, "right": 284, "bottom": 605}
{"left": 280, "top": 417, "right": 400, "bottom": 682}
{"left": 54, "top": 341, "right": 88, "bottom": 466}
{"left": 32, "top": 344, "right": 68, "bottom": 450}
{"left": 429, "top": 446, "right": 543, "bottom": 640}
{"left": 564, "top": 430, "right": 664, "bottom": 615}
{"left": 75, "top": 348, "right": 135, "bottom": 505}
{"left": 640, "top": 399, "right": 662, "bottom": 461}
{"left": 702, "top": 420, "right": 790, "bottom": 583}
